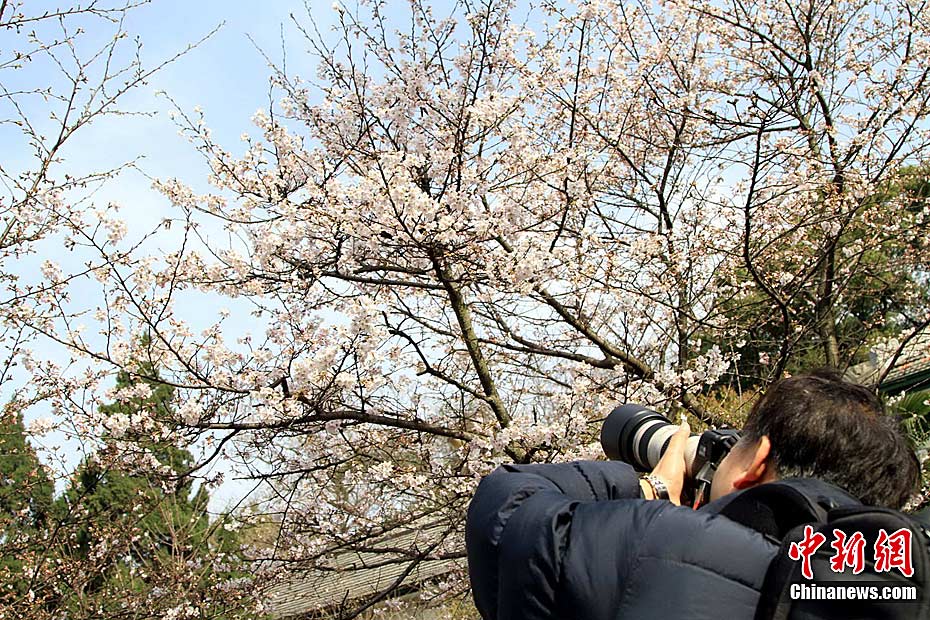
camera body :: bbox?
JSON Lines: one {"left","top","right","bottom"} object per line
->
{"left": 600, "top": 404, "right": 740, "bottom": 506}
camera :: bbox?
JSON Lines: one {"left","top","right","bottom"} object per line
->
{"left": 600, "top": 404, "right": 740, "bottom": 506}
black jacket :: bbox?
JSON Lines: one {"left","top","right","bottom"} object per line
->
{"left": 465, "top": 461, "right": 860, "bottom": 620}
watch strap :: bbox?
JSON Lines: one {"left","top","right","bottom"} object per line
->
{"left": 643, "top": 474, "right": 670, "bottom": 500}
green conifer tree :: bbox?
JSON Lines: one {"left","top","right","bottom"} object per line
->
{"left": 0, "top": 404, "right": 55, "bottom": 603}
{"left": 43, "top": 341, "right": 254, "bottom": 619}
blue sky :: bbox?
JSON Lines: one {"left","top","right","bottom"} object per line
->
{"left": 65, "top": 0, "right": 338, "bottom": 211}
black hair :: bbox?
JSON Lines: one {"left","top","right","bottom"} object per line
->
{"left": 742, "top": 368, "right": 920, "bottom": 509}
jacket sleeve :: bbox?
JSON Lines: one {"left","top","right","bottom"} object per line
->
{"left": 465, "top": 461, "right": 670, "bottom": 620}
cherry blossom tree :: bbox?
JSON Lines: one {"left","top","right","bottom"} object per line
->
{"left": 10, "top": 0, "right": 930, "bottom": 616}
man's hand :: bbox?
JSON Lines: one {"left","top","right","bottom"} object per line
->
{"left": 647, "top": 416, "right": 691, "bottom": 505}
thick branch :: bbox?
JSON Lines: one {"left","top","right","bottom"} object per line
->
{"left": 428, "top": 252, "right": 512, "bottom": 430}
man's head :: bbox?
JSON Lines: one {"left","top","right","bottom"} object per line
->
{"left": 710, "top": 369, "right": 920, "bottom": 508}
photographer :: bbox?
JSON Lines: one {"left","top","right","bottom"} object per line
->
{"left": 465, "top": 370, "right": 920, "bottom": 620}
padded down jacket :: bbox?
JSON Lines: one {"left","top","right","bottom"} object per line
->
{"left": 465, "top": 461, "right": 860, "bottom": 620}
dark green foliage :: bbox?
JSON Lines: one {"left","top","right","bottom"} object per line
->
{"left": 0, "top": 407, "right": 55, "bottom": 600}
{"left": 713, "top": 164, "right": 930, "bottom": 390}
{"left": 56, "top": 359, "right": 213, "bottom": 565}
{"left": 2, "top": 343, "right": 256, "bottom": 619}
{"left": 0, "top": 409, "right": 54, "bottom": 531}
{"left": 891, "top": 390, "right": 930, "bottom": 512}
{"left": 894, "top": 390, "right": 930, "bottom": 456}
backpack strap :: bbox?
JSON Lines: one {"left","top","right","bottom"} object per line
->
{"left": 715, "top": 483, "right": 832, "bottom": 620}
{"left": 753, "top": 522, "right": 808, "bottom": 620}
{"left": 718, "top": 482, "right": 829, "bottom": 540}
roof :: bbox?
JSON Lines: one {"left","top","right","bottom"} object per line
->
{"left": 845, "top": 329, "right": 930, "bottom": 394}
{"left": 263, "top": 520, "right": 465, "bottom": 619}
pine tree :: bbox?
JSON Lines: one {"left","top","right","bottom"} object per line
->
{"left": 40, "top": 346, "right": 254, "bottom": 619}
{"left": 0, "top": 404, "right": 55, "bottom": 603}
{"left": 57, "top": 360, "right": 212, "bottom": 566}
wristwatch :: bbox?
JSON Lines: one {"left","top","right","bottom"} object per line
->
{"left": 642, "top": 474, "right": 670, "bottom": 501}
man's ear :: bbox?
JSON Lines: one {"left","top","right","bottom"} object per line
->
{"left": 732, "top": 436, "right": 774, "bottom": 490}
